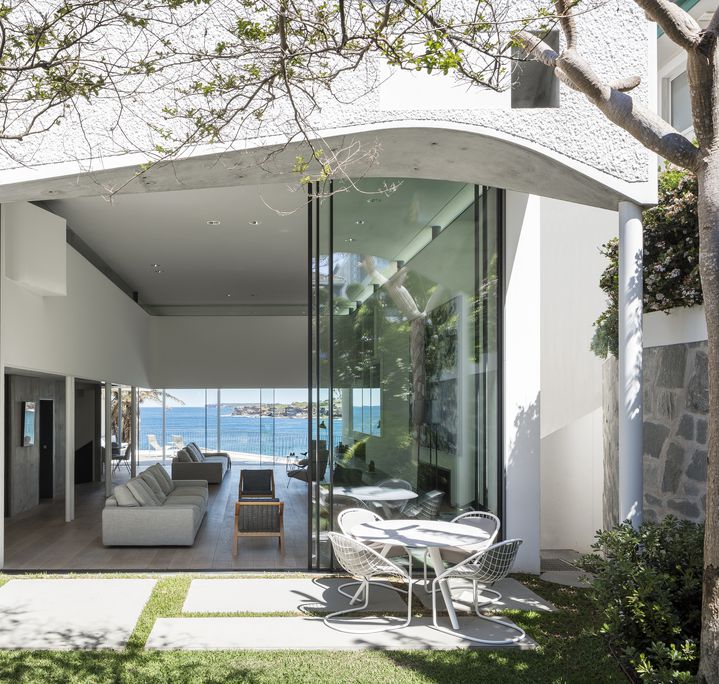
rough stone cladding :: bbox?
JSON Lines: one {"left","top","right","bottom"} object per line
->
{"left": 642, "top": 341, "right": 708, "bottom": 523}
{"left": 604, "top": 343, "right": 709, "bottom": 527}
{"left": 0, "top": 1, "right": 652, "bottom": 184}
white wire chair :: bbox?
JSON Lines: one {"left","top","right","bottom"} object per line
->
{"left": 375, "top": 478, "right": 414, "bottom": 516}
{"left": 324, "top": 532, "right": 413, "bottom": 634}
{"left": 431, "top": 538, "right": 525, "bottom": 645}
{"left": 420, "top": 511, "right": 501, "bottom": 593}
{"left": 402, "top": 489, "right": 444, "bottom": 520}
{"left": 336, "top": 508, "right": 411, "bottom": 602}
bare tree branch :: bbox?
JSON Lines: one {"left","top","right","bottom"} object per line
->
{"left": 633, "top": 0, "right": 701, "bottom": 51}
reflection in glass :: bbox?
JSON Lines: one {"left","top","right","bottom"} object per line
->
{"left": 310, "top": 178, "right": 503, "bottom": 568}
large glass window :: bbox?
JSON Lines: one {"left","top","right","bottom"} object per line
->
{"left": 310, "top": 178, "right": 503, "bottom": 569}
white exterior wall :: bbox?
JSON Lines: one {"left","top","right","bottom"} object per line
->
{"left": 644, "top": 306, "right": 708, "bottom": 347}
{"left": 539, "top": 198, "right": 616, "bottom": 552}
{"left": 504, "top": 191, "right": 541, "bottom": 573}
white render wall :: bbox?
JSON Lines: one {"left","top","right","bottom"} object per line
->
{"left": 0, "top": 2, "right": 655, "bottom": 205}
{"left": 504, "top": 191, "right": 541, "bottom": 574}
{"left": 539, "top": 198, "right": 617, "bottom": 552}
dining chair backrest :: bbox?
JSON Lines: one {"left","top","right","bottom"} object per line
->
{"left": 337, "top": 507, "right": 381, "bottom": 536}
{"left": 444, "top": 539, "right": 523, "bottom": 584}
{"left": 240, "top": 469, "right": 275, "bottom": 498}
{"left": 405, "top": 489, "right": 444, "bottom": 519}
{"left": 451, "top": 511, "right": 500, "bottom": 545}
{"left": 377, "top": 478, "right": 413, "bottom": 491}
{"left": 327, "top": 532, "right": 404, "bottom": 580}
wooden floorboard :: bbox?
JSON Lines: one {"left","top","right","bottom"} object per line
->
{"left": 4, "top": 456, "right": 309, "bottom": 571}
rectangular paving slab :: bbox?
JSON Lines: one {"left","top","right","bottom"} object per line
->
{"left": 146, "top": 616, "right": 535, "bottom": 650}
{"left": 183, "top": 577, "right": 408, "bottom": 614}
{"left": 0, "top": 578, "right": 156, "bottom": 650}
{"left": 413, "top": 577, "right": 555, "bottom": 613}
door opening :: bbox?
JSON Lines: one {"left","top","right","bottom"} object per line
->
{"left": 38, "top": 400, "right": 54, "bottom": 499}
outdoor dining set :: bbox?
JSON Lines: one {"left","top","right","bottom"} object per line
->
{"left": 233, "top": 465, "right": 524, "bottom": 645}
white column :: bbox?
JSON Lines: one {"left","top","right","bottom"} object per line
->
{"left": 130, "top": 386, "right": 137, "bottom": 477}
{"left": 216, "top": 389, "right": 221, "bottom": 454}
{"left": 503, "top": 192, "right": 541, "bottom": 574}
{"left": 117, "top": 387, "right": 123, "bottom": 450}
{"left": 162, "top": 390, "right": 166, "bottom": 464}
{"left": 65, "top": 376, "right": 75, "bottom": 522}
{"left": 618, "top": 202, "right": 644, "bottom": 527}
{"left": 104, "top": 381, "right": 113, "bottom": 497}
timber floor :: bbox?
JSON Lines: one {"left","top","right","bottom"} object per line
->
{"left": 4, "top": 455, "right": 309, "bottom": 571}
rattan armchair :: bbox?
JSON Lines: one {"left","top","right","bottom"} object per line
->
{"left": 233, "top": 499, "right": 284, "bottom": 556}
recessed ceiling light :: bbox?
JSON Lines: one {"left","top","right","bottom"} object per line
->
{"left": 366, "top": 198, "right": 381, "bottom": 204}
{"left": 151, "top": 263, "right": 160, "bottom": 268}
{"left": 345, "top": 237, "right": 355, "bottom": 243}
{"left": 355, "top": 219, "right": 366, "bottom": 225}
{"left": 154, "top": 269, "right": 164, "bottom": 275}
{"left": 226, "top": 293, "right": 232, "bottom": 298}
{"left": 248, "top": 220, "right": 261, "bottom": 226}
{"left": 207, "top": 219, "right": 221, "bottom": 226}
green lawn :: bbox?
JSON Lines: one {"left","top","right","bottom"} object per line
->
{"left": 0, "top": 574, "right": 625, "bottom": 684}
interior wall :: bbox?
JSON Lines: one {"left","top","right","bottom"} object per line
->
{"left": 539, "top": 197, "right": 616, "bottom": 552}
{"left": 149, "top": 316, "right": 307, "bottom": 388}
{"left": 5, "top": 374, "right": 66, "bottom": 516}
{"left": 1, "top": 209, "right": 152, "bottom": 386}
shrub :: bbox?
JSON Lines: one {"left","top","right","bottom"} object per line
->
{"left": 591, "top": 167, "right": 700, "bottom": 359}
{"left": 581, "top": 517, "right": 704, "bottom": 682}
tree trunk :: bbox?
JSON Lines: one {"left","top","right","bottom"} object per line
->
{"left": 698, "top": 152, "right": 719, "bottom": 683}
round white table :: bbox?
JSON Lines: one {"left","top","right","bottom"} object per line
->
{"left": 350, "top": 519, "right": 491, "bottom": 629}
{"left": 334, "top": 486, "right": 418, "bottom": 518}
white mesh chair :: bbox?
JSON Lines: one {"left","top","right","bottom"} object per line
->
{"left": 336, "top": 508, "right": 411, "bottom": 601}
{"left": 420, "top": 511, "right": 501, "bottom": 592}
{"left": 431, "top": 539, "right": 525, "bottom": 645}
{"left": 324, "top": 532, "right": 413, "bottom": 634}
{"left": 375, "top": 478, "right": 414, "bottom": 516}
{"left": 402, "top": 489, "right": 444, "bottom": 520}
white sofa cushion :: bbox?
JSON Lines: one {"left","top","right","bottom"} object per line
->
{"left": 147, "top": 463, "right": 175, "bottom": 494}
{"left": 126, "top": 478, "right": 161, "bottom": 506}
{"left": 114, "top": 484, "right": 139, "bottom": 507}
{"left": 176, "top": 448, "right": 194, "bottom": 463}
{"left": 188, "top": 443, "right": 206, "bottom": 462}
{"left": 139, "top": 470, "right": 167, "bottom": 503}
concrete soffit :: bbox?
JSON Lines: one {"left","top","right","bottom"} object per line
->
{"left": 0, "top": 122, "right": 657, "bottom": 210}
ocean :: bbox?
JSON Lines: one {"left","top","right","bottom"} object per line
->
{"left": 137, "top": 406, "right": 376, "bottom": 457}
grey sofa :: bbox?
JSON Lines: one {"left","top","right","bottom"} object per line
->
{"left": 102, "top": 463, "right": 209, "bottom": 546}
{"left": 171, "top": 442, "right": 230, "bottom": 484}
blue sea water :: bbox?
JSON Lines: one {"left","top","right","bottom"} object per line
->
{"left": 137, "top": 406, "right": 376, "bottom": 457}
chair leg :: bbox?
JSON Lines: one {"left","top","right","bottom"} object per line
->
{"left": 324, "top": 577, "right": 412, "bottom": 634}
{"left": 431, "top": 578, "right": 525, "bottom": 645}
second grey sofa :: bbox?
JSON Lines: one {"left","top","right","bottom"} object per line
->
{"left": 171, "top": 442, "right": 230, "bottom": 484}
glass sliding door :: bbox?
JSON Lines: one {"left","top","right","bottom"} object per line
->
{"left": 309, "top": 177, "right": 503, "bottom": 569}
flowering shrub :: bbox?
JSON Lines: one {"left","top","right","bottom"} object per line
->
{"left": 592, "top": 167, "right": 700, "bottom": 358}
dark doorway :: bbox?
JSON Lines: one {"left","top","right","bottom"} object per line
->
{"left": 38, "top": 400, "right": 54, "bottom": 499}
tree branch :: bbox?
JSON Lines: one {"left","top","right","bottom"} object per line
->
{"left": 633, "top": 0, "right": 701, "bottom": 51}
{"left": 555, "top": 0, "right": 578, "bottom": 49}
{"left": 515, "top": 30, "right": 558, "bottom": 67}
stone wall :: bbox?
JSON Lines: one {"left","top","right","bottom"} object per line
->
{"left": 603, "top": 341, "right": 709, "bottom": 526}
{"left": 642, "top": 341, "right": 708, "bottom": 523}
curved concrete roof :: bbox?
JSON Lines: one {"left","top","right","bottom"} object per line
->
{"left": 0, "top": 122, "right": 656, "bottom": 210}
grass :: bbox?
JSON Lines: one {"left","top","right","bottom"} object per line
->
{"left": 0, "top": 574, "right": 625, "bottom": 684}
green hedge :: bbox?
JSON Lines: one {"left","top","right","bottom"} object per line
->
{"left": 581, "top": 518, "right": 703, "bottom": 682}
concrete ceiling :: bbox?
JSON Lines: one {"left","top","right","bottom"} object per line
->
{"left": 48, "top": 184, "right": 308, "bottom": 310}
